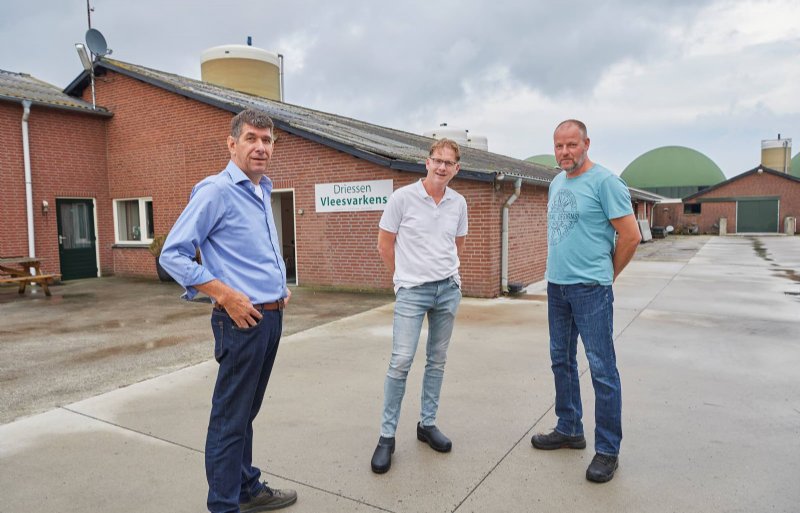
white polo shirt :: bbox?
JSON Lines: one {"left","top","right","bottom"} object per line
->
{"left": 379, "top": 179, "right": 468, "bottom": 293}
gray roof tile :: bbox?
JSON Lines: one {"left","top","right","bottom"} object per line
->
{"left": 88, "top": 58, "right": 556, "bottom": 184}
{"left": 0, "top": 68, "right": 111, "bottom": 116}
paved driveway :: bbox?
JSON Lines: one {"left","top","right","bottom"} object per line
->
{"left": 1, "top": 235, "right": 798, "bottom": 513}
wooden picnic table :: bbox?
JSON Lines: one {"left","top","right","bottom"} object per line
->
{"left": 0, "top": 257, "right": 61, "bottom": 296}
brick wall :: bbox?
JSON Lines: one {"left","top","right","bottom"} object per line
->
{"left": 0, "top": 101, "right": 109, "bottom": 275}
{"left": 653, "top": 171, "right": 800, "bottom": 234}
{"left": 72, "top": 70, "right": 550, "bottom": 296}
{"left": 0, "top": 102, "right": 28, "bottom": 258}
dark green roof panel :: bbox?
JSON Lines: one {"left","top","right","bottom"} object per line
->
{"left": 525, "top": 154, "right": 557, "bottom": 168}
{"left": 792, "top": 152, "right": 800, "bottom": 178}
{"left": 621, "top": 146, "right": 725, "bottom": 188}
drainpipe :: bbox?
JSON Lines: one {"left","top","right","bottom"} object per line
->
{"left": 278, "top": 53, "right": 285, "bottom": 101}
{"left": 500, "top": 177, "right": 522, "bottom": 293}
{"left": 22, "top": 100, "right": 36, "bottom": 262}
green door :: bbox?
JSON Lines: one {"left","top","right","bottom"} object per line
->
{"left": 737, "top": 199, "right": 779, "bottom": 233}
{"left": 56, "top": 199, "right": 98, "bottom": 280}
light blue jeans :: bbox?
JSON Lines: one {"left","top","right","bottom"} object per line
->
{"left": 380, "top": 277, "right": 462, "bottom": 438}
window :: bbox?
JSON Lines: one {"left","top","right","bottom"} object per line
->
{"left": 683, "top": 203, "right": 702, "bottom": 214}
{"left": 113, "top": 198, "right": 154, "bottom": 243}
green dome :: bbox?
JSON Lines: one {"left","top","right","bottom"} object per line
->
{"left": 791, "top": 152, "right": 800, "bottom": 178}
{"left": 525, "top": 154, "right": 557, "bottom": 168}
{"left": 621, "top": 146, "right": 725, "bottom": 188}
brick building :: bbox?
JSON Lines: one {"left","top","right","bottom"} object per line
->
{"left": 2, "top": 59, "right": 659, "bottom": 297}
{"left": 653, "top": 166, "right": 800, "bottom": 234}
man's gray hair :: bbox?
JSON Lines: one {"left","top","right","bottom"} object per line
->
{"left": 555, "top": 119, "right": 588, "bottom": 139}
{"left": 231, "top": 109, "right": 275, "bottom": 139}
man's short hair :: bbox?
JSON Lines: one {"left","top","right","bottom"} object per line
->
{"left": 429, "top": 138, "right": 461, "bottom": 162}
{"left": 231, "top": 109, "right": 275, "bottom": 139}
{"left": 555, "top": 119, "right": 588, "bottom": 139}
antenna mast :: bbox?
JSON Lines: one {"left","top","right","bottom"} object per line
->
{"left": 86, "top": 0, "right": 94, "bottom": 29}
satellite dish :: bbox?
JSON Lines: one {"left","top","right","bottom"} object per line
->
{"left": 85, "top": 28, "right": 110, "bottom": 56}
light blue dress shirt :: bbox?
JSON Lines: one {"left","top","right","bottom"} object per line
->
{"left": 159, "top": 161, "right": 287, "bottom": 304}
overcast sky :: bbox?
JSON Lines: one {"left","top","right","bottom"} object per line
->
{"left": 1, "top": 0, "right": 798, "bottom": 177}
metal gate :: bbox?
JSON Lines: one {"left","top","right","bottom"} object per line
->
{"left": 737, "top": 199, "right": 779, "bottom": 233}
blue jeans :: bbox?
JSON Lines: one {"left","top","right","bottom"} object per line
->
{"left": 380, "top": 277, "right": 462, "bottom": 438}
{"left": 547, "top": 282, "right": 621, "bottom": 456}
{"left": 206, "top": 307, "right": 283, "bottom": 513}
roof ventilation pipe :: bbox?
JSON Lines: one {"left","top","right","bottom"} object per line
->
{"left": 500, "top": 177, "right": 522, "bottom": 294}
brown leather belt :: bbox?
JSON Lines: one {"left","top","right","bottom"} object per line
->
{"left": 214, "top": 299, "right": 285, "bottom": 311}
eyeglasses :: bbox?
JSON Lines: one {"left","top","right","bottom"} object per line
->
{"left": 429, "top": 158, "right": 458, "bottom": 169}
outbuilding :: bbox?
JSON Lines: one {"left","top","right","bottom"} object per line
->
{"left": 2, "top": 58, "right": 661, "bottom": 297}
{"left": 654, "top": 166, "right": 800, "bottom": 234}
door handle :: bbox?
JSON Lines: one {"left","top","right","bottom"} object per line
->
{"left": 58, "top": 235, "right": 64, "bottom": 245}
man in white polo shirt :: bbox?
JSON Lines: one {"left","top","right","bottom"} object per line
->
{"left": 370, "top": 138, "right": 468, "bottom": 474}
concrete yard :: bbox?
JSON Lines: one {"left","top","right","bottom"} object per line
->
{"left": 1, "top": 235, "right": 798, "bottom": 513}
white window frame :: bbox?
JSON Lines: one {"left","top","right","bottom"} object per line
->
{"left": 112, "top": 197, "right": 154, "bottom": 244}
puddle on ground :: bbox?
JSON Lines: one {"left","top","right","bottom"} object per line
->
{"left": 749, "top": 237, "right": 774, "bottom": 261}
{"left": 772, "top": 268, "right": 800, "bottom": 283}
{"left": 69, "top": 335, "right": 193, "bottom": 363}
{"left": 509, "top": 294, "right": 548, "bottom": 301}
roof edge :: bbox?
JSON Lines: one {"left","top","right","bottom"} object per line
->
{"left": 0, "top": 94, "right": 113, "bottom": 117}
{"left": 683, "top": 165, "right": 800, "bottom": 201}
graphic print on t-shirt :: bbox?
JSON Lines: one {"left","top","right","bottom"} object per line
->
{"left": 548, "top": 189, "right": 579, "bottom": 246}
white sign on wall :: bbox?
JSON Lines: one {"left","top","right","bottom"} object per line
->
{"left": 315, "top": 179, "right": 393, "bottom": 212}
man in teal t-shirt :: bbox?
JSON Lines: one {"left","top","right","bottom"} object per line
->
{"left": 531, "top": 119, "right": 641, "bottom": 484}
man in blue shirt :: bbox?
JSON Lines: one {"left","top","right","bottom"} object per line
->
{"left": 531, "top": 119, "right": 640, "bottom": 483}
{"left": 160, "top": 109, "right": 296, "bottom": 512}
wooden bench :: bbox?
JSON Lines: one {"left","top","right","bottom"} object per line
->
{"left": 0, "top": 273, "right": 61, "bottom": 296}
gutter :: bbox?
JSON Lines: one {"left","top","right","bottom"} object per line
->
{"left": 22, "top": 100, "right": 35, "bottom": 263}
{"left": 499, "top": 177, "right": 522, "bottom": 293}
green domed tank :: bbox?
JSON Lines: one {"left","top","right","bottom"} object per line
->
{"left": 621, "top": 146, "right": 725, "bottom": 198}
{"left": 525, "top": 154, "right": 557, "bottom": 168}
{"left": 791, "top": 152, "right": 800, "bottom": 178}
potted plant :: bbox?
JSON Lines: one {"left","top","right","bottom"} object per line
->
{"left": 149, "top": 235, "right": 174, "bottom": 282}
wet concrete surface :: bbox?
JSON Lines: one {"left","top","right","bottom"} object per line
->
{"left": 0, "top": 278, "right": 392, "bottom": 424}
{"left": 1, "top": 234, "right": 799, "bottom": 513}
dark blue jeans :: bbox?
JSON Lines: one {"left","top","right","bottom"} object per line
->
{"left": 547, "top": 282, "right": 621, "bottom": 456}
{"left": 206, "top": 308, "right": 282, "bottom": 513}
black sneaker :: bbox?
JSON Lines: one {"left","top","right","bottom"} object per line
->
{"left": 531, "top": 429, "right": 586, "bottom": 450}
{"left": 240, "top": 482, "right": 297, "bottom": 512}
{"left": 586, "top": 453, "right": 619, "bottom": 483}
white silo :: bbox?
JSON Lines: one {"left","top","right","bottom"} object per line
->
{"left": 201, "top": 42, "right": 282, "bottom": 101}
{"left": 761, "top": 136, "right": 792, "bottom": 173}
{"left": 424, "top": 123, "right": 489, "bottom": 151}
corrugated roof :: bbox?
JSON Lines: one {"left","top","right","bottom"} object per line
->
{"left": 628, "top": 186, "right": 667, "bottom": 203}
{"left": 68, "top": 58, "right": 555, "bottom": 185}
{"left": 0, "top": 68, "right": 111, "bottom": 116}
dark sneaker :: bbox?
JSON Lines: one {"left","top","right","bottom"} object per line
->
{"left": 416, "top": 423, "right": 452, "bottom": 452}
{"left": 531, "top": 429, "right": 586, "bottom": 450}
{"left": 240, "top": 482, "right": 297, "bottom": 512}
{"left": 371, "top": 436, "right": 395, "bottom": 474}
{"left": 586, "top": 453, "right": 619, "bottom": 483}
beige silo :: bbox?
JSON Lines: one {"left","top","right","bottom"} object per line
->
{"left": 201, "top": 45, "right": 281, "bottom": 101}
{"left": 761, "top": 137, "right": 792, "bottom": 173}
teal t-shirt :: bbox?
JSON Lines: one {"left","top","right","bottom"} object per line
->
{"left": 546, "top": 164, "right": 633, "bottom": 285}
